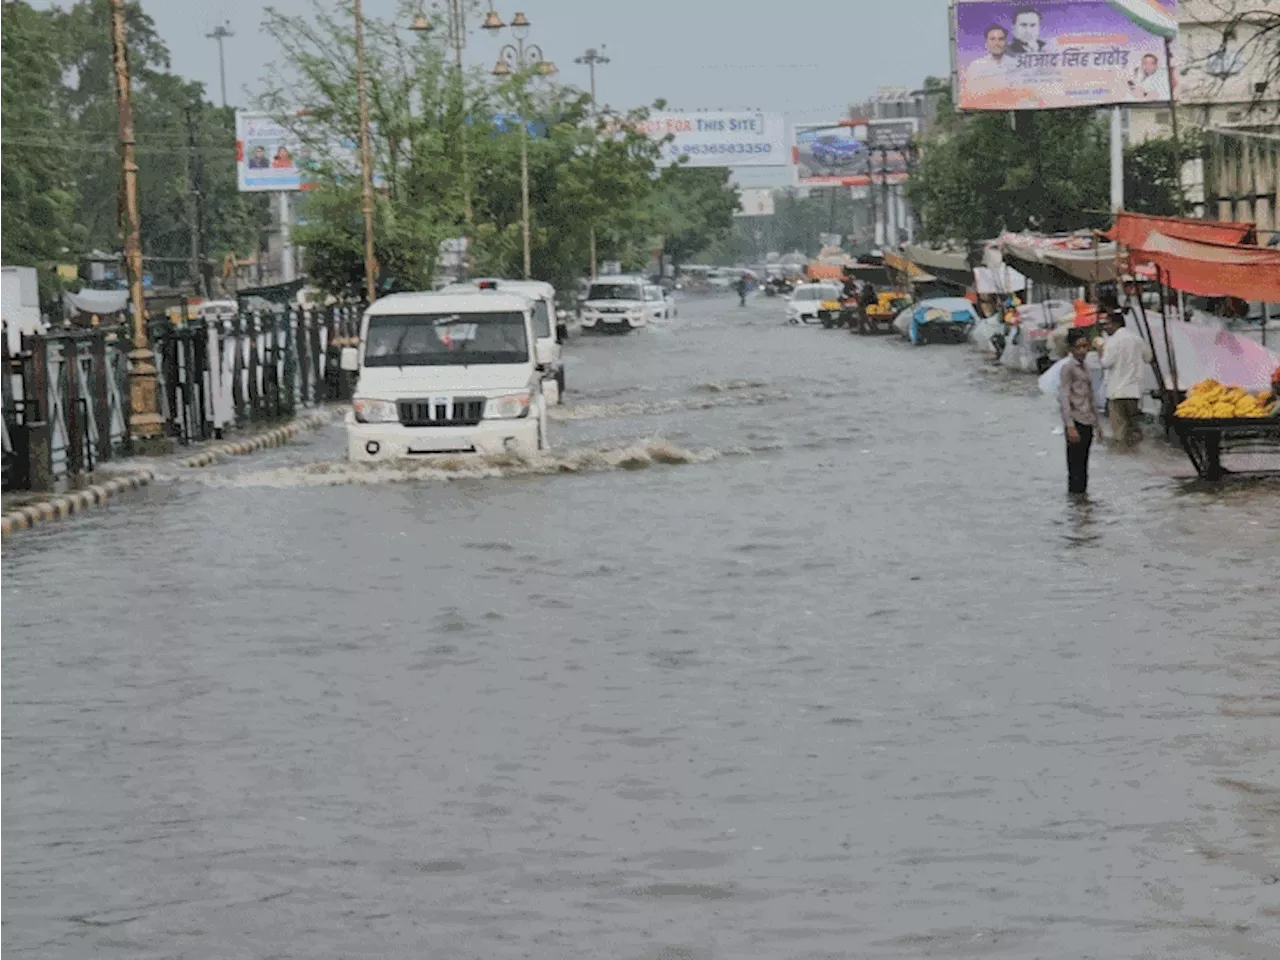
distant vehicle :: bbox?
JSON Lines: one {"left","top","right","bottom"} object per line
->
{"left": 343, "top": 290, "right": 552, "bottom": 460}
{"left": 643, "top": 284, "right": 676, "bottom": 321}
{"left": 579, "top": 276, "right": 649, "bottom": 333}
{"left": 786, "top": 283, "right": 842, "bottom": 325}
{"left": 810, "top": 134, "right": 863, "bottom": 168}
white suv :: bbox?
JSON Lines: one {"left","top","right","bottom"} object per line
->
{"left": 579, "top": 277, "right": 648, "bottom": 333}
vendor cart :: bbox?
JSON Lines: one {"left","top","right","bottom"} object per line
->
{"left": 1114, "top": 211, "right": 1280, "bottom": 481}
{"left": 1169, "top": 416, "right": 1280, "bottom": 480}
{"left": 856, "top": 292, "right": 913, "bottom": 336}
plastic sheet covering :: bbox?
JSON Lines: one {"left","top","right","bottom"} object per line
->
{"left": 1001, "top": 301, "right": 1076, "bottom": 373}
{"left": 1130, "top": 307, "right": 1280, "bottom": 393}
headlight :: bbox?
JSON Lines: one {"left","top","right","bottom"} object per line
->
{"left": 484, "top": 392, "right": 531, "bottom": 420}
{"left": 353, "top": 397, "right": 398, "bottom": 423}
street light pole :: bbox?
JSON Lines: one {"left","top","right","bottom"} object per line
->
{"left": 489, "top": 12, "right": 557, "bottom": 281}
{"left": 574, "top": 46, "right": 609, "bottom": 110}
{"left": 354, "top": 0, "right": 378, "bottom": 302}
{"left": 206, "top": 22, "right": 234, "bottom": 108}
{"left": 110, "top": 0, "right": 165, "bottom": 446}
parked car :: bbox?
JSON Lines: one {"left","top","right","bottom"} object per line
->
{"left": 810, "top": 134, "right": 863, "bottom": 168}
{"left": 785, "top": 283, "right": 842, "bottom": 325}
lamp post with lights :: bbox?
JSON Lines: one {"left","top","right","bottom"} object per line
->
{"left": 485, "top": 11, "right": 556, "bottom": 280}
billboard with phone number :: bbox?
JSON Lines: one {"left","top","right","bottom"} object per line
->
{"left": 954, "top": 0, "right": 1178, "bottom": 111}
{"left": 634, "top": 111, "right": 787, "bottom": 168}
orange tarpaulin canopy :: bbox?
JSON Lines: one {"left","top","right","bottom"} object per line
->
{"left": 1108, "top": 211, "right": 1256, "bottom": 249}
{"left": 1130, "top": 231, "right": 1280, "bottom": 302}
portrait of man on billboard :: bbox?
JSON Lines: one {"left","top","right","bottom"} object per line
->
{"left": 1007, "top": 6, "right": 1053, "bottom": 54}
{"left": 967, "top": 24, "right": 1013, "bottom": 80}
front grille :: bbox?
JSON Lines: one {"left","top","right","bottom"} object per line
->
{"left": 398, "top": 397, "right": 485, "bottom": 427}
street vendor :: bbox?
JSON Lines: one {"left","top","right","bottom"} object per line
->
{"left": 1099, "top": 309, "right": 1153, "bottom": 447}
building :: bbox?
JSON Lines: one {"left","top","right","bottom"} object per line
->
{"left": 1128, "top": 0, "right": 1280, "bottom": 143}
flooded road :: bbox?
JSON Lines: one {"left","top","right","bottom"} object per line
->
{"left": 4, "top": 295, "right": 1278, "bottom": 959}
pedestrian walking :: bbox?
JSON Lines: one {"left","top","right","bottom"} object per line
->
{"left": 1100, "top": 310, "right": 1152, "bottom": 446}
{"left": 736, "top": 275, "right": 748, "bottom": 307}
{"left": 1059, "top": 329, "right": 1100, "bottom": 495}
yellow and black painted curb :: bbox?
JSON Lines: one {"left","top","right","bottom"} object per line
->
{"left": 2, "top": 469, "right": 156, "bottom": 539}
{"left": 176, "top": 410, "right": 336, "bottom": 468}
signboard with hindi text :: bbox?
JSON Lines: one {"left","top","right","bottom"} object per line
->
{"left": 953, "top": 0, "right": 1178, "bottom": 111}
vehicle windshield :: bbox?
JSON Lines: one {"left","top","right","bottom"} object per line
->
{"left": 588, "top": 282, "right": 643, "bottom": 301}
{"left": 364, "top": 311, "right": 528, "bottom": 366}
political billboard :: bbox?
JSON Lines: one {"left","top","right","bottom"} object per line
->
{"left": 953, "top": 0, "right": 1179, "bottom": 111}
{"left": 236, "top": 112, "right": 387, "bottom": 193}
{"left": 635, "top": 111, "right": 787, "bottom": 168}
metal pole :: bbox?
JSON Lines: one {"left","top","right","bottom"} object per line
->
{"left": 354, "top": 0, "right": 378, "bottom": 301}
{"left": 521, "top": 118, "right": 532, "bottom": 279}
{"left": 185, "top": 105, "right": 207, "bottom": 297}
{"left": 278, "top": 192, "right": 295, "bottom": 283}
{"left": 111, "top": 0, "right": 165, "bottom": 445}
{"left": 1110, "top": 106, "right": 1124, "bottom": 212}
{"left": 206, "top": 24, "right": 234, "bottom": 108}
{"left": 1164, "top": 37, "right": 1185, "bottom": 216}
{"left": 450, "top": 0, "right": 473, "bottom": 265}
{"left": 590, "top": 225, "right": 597, "bottom": 280}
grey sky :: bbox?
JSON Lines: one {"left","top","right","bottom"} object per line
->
{"left": 149, "top": 0, "right": 949, "bottom": 118}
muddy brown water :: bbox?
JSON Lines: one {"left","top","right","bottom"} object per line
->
{"left": 4, "top": 296, "right": 1278, "bottom": 959}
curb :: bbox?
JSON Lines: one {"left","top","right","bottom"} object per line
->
{"left": 176, "top": 410, "right": 336, "bottom": 469}
{"left": 2, "top": 469, "right": 156, "bottom": 539}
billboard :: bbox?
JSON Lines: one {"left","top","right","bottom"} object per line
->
{"left": 236, "top": 112, "right": 387, "bottom": 193}
{"left": 792, "top": 121, "right": 912, "bottom": 187}
{"left": 954, "top": 0, "right": 1179, "bottom": 111}
{"left": 635, "top": 111, "right": 787, "bottom": 168}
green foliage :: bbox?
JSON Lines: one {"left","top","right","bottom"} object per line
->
{"left": 263, "top": 1, "right": 739, "bottom": 295}
{"left": 1124, "top": 132, "right": 1199, "bottom": 216}
{"left": 1, "top": 2, "right": 83, "bottom": 300}
{"left": 908, "top": 109, "right": 1110, "bottom": 244}
{"left": 0, "top": 1, "right": 268, "bottom": 305}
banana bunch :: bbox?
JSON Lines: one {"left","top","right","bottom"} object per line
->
{"left": 1176, "top": 379, "right": 1275, "bottom": 419}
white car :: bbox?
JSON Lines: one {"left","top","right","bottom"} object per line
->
{"left": 579, "top": 277, "right": 649, "bottom": 333}
{"left": 344, "top": 291, "right": 551, "bottom": 461}
{"left": 785, "top": 283, "right": 842, "bottom": 325}
{"left": 643, "top": 284, "right": 676, "bottom": 321}
{"left": 438, "top": 278, "right": 565, "bottom": 405}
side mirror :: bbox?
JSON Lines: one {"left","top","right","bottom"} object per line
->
{"left": 535, "top": 341, "right": 555, "bottom": 367}
{"left": 339, "top": 346, "right": 359, "bottom": 372}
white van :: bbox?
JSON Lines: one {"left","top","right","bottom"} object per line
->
{"left": 343, "top": 291, "right": 551, "bottom": 461}
{"left": 579, "top": 276, "right": 648, "bottom": 333}
{"left": 439, "top": 278, "right": 565, "bottom": 404}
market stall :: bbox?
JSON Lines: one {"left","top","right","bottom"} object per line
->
{"left": 1117, "top": 215, "right": 1280, "bottom": 479}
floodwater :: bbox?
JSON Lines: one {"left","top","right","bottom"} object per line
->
{"left": 4, "top": 296, "right": 1278, "bottom": 960}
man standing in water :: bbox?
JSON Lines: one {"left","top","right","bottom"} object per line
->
{"left": 1059, "top": 329, "right": 1099, "bottom": 495}
{"left": 1100, "top": 310, "right": 1152, "bottom": 446}
{"left": 736, "top": 275, "right": 748, "bottom": 307}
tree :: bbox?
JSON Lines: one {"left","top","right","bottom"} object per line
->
{"left": 1182, "top": 1, "right": 1280, "bottom": 118}
{"left": 1, "top": 3, "right": 82, "bottom": 299}
{"left": 652, "top": 167, "right": 740, "bottom": 273}
{"left": 908, "top": 109, "right": 1110, "bottom": 244}
{"left": 263, "top": 1, "right": 673, "bottom": 296}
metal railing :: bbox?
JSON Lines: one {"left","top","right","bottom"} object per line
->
{"left": 2, "top": 303, "right": 363, "bottom": 492}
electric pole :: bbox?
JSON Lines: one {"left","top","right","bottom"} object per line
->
{"left": 354, "top": 0, "right": 378, "bottom": 301}
{"left": 206, "top": 22, "right": 234, "bottom": 108}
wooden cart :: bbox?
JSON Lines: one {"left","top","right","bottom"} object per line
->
{"left": 1169, "top": 416, "right": 1280, "bottom": 480}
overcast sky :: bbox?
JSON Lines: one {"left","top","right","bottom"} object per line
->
{"left": 146, "top": 0, "right": 949, "bottom": 119}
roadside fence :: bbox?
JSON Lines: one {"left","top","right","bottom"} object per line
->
{"left": 2, "top": 303, "right": 363, "bottom": 492}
